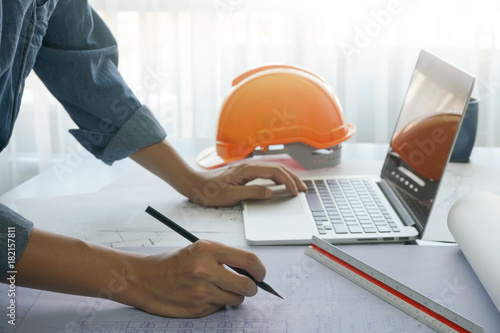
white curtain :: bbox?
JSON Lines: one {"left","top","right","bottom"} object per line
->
{"left": 2, "top": 0, "right": 500, "bottom": 194}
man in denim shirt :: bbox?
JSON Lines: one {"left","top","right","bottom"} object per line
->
{"left": 0, "top": 0, "right": 306, "bottom": 317}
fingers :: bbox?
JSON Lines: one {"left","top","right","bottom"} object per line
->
{"left": 193, "top": 162, "right": 306, "bottom": 206}
{"left": 192, "top": 241, "right": 265, "bottom": 297}
{"left": 217, "top": 184, "right": 270, "bottom": 204}
{"left": 136, "top": 241, "right": 266, "bottom": 318}
{"left": 186, "top": 241, "right": 266, "bottom": 300}
{"left": 230, "top": 162, "right": 307, "bottom": 196}
{"left": 213, "top": 242, "right": 267, "bottom": 283}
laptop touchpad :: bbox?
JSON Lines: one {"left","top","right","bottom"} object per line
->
{"left": 246, "top": 195, "right": 305, "bottom": 217}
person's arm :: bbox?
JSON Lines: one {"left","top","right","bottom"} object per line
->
{"left": 34, "top": 0, "right": 306, "bottom": 204}
{"left": 9, "top": 227, "right": 265, "bottom": 318}
{"left": 34, "top": 0, "right": 167, "bottom": 165}
{"left": 0, "top": 204, "right": 33, "bottom": 281}
{"left": 130, "top": 139, "right": 307, "bottom": 207}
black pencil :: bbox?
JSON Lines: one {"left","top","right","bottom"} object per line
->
{"left": 145, "top": 206, "right": 283, "bottom": 300}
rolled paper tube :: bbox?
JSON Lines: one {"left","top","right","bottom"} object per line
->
{"left": 448, "top": 191, "right": 500, "bottom": 312}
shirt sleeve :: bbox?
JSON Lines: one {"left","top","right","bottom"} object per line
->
{"left": 0, "top": 204, "right": 34, "bottom": 281}
{"left": 32, "top": 0, "right": 166, "bottom": 165}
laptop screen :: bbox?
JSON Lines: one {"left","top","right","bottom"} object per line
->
{"left": 380, "top": 50, "right": 475, "bottom": 233}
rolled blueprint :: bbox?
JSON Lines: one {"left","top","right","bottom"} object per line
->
{"left": 448, "top": 191, "right": 500, "bottom": 312}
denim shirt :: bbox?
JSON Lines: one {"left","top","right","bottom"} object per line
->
{"left": 0, "top": 0, "right": 166, "bottom": 280}
{"left": 1, "top": 0, "right": 166, "bottom": 162}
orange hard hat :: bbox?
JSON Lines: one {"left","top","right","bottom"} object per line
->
{"left": 391, "top": 113, "right": 461, "bottom": 180}
{"left": 197, "top": 64, "right": 355, "bottom": 169}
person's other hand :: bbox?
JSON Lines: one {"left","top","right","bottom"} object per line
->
{"left": 191, "top": 162, "right": 307, "bottom": 206}
{"left": 128, "top": 240, "right": 266, "bottom": 318}
{"left": 130, "top": 140, "right": 306, "bottom": 207}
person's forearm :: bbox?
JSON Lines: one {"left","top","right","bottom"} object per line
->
{"left": 8, "top": 228, "right": 265, "bottom": 318}
{"left": 129, "top": 139, "right": 307, "bottom": 207}
{"left": 129, "top": 139, "right": 201, "bottom": 199}
{"left": 11, "top": 228, "right": 143, "bottom": 307}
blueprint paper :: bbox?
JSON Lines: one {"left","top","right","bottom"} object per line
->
{"left": 15, "top": 189, "right": 242, "bottom": 234}
{"left": 14, "top": 167, "right": 242, "bottom": 240}
{"left": 425, "top": 162, "right": 500, "bottom": 242}
{"left": 1, "top": 245, "right": 499, "bottom": 333}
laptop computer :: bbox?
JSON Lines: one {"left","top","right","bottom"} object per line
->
{"left": 242, "top": 50, "right": 475, "bottom": 245}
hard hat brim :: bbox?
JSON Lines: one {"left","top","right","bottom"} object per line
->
{"left": 196, "top": 146, "right": 230, "bottom": 169}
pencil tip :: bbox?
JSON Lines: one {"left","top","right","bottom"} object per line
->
{"left": 257, "top": 281, "right": 284, "bottom": 300}
{"left": 269, "top": 288, "right": 284, "bottom": 300}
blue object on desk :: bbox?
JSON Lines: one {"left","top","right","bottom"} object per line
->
{"left": 451, "top": 98, "right": 478, "bottom": 162}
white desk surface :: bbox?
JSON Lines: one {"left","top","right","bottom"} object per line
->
{"left": 2, "top": 139, "right": 500, "bottom": 247}
{"left": 2, "top": 139, "right": 500, "bottom": 332}
{"left": 0, "top": 139, "right": 390, "bottom": 208}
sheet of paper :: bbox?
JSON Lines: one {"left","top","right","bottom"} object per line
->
{"left": 1, "top": 245, "right": 499, "bottom": 333}
{"left": 15, "top": 167, "right": 243, "bottom": 242}
{"left": 424, "top": 163, "right": 500, "bottom": 242}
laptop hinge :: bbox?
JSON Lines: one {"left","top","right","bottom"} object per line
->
{"left": 378, "top": 179, "right": 417, "bottom": 229}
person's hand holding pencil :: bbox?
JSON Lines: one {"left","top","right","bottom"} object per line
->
{"left": 12, "top": 222, "right": 271, "bottom": 319}
{"left": 127, "top": 239, "right": 267, "bottom": 318}
{"left": 125, "top": 206, "right": 283, "bottom": 319}
{"left": 145, "top": 206, "right": 283, "bottom": 298}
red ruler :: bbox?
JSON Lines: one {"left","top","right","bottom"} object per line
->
{"left": 305, "top": 236, "right": 484, "bottom": 333}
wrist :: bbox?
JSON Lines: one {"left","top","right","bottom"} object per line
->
{"left": 111, "top": 251, "right": 149, "bottom": 310}
{"left": 184, "top": 170, "right": 213, "bottom": 205}
{"left": 116, "top": 251, "right": 180, "bottom": 316}
{"left": 174, "top": 167, "right": 204, "bottom": 201}
{"left": 130, "top": 139, "right": 202, "bottom": 200}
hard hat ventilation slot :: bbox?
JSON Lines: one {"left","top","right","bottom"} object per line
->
{"left": 312, "top": 148, "right": 335, "bottom": 156}
{"left": 250, "top": 142, "right": 342, "bottom": 169}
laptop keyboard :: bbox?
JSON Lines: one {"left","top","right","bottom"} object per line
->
{"left": 304, "top": 179, "right": 400, "bottom": 235}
